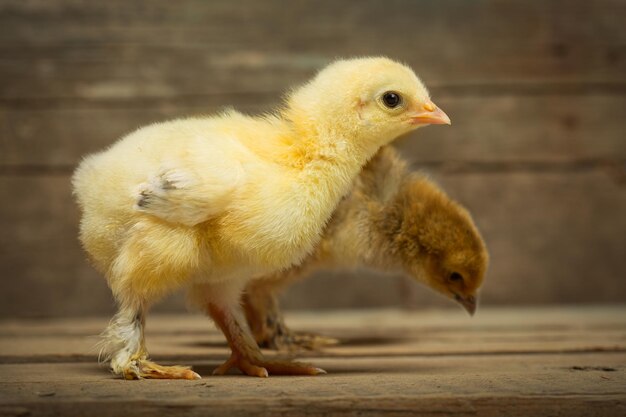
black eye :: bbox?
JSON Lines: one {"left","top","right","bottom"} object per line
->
{"left": 449, "top": 272, "right": 463, "bottom": 282}
{"left": 382, "top": 91, "right": 402, "bottom": 108}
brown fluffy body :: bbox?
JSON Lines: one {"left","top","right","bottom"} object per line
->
{"left": 243, "top": 146, "right": 489, "bottom": 349}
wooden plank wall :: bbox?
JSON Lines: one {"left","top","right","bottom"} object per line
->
{"left": 0, "top": 0, "right": 625, "bottom": 317}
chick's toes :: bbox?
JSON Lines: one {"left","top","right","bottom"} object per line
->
{"left": 243, "top": 283, "right": 338, "bottom": 351}
{"left": 212, "top": 352, "right": 325, "bottom": 377}
{"left": 208, "top": 302, "right": 325, "bottom": 377}
{"left": 279, "top": 332, "right": 339, "bottom": 352}
{"left": 253, "top": 305, "right": 338, "bottom": 351}
{"left": 133, "top": 360, "right": 201, "bottom": 380}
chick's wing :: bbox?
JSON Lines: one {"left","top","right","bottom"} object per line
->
{"left": 134, "top": 152, "right": 244, "bottom": 226}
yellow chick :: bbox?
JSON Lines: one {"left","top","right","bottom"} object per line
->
{"left": 72, "top": 57, "right": 451, "bottom": 379}
{"left": 244, "top": 146, "right": 488, "bottom": 350}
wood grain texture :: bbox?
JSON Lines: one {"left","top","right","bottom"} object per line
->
{"left": 0, "top": 308, "right": 624, "bottom": 416}
{"left": 2, "top": 307, "right": 625, "bottom": 359}
{"left": 0, "top": 0, "right": 624, "bottom": 103}
{"left": 2, "top": 95, "right": 626, "bottom": 168}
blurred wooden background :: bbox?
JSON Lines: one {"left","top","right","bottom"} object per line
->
{"left": 0, "top": 0, "right": 624, "bottom": 318}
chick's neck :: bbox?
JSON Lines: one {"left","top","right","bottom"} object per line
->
{"left": 279, "top": 106, "right": 383, "bottom": 203}
{"left": 280, "top": 91, "right": 387, "bottom": 166}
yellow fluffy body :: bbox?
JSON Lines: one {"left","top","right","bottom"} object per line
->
{"left": 72, "top": 57, "right": 449, "bottom": 379}
{"left": 74, "top": 58, "right": 429, "bottom": 305}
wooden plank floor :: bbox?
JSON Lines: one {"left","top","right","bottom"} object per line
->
{"left": 0, "top": 307, "right": 625, "bottom": 416}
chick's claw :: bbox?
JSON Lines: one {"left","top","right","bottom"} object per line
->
{"left": 212, "top": 353, "right": 267, "bottom": 378}
{"left": 212, "top": 352, "right": 325, "bottom": 377}
{"left": 124, "top": 359, "right": 201, "bottom": 380}
{"left": 285, "top": 332, "right": 339, "bottom": 351}
{"left": 243, "top": 289, "right": 339, "bottom": 352}
{"left": 261, "top": 329, "right": 339, "bottom": 352}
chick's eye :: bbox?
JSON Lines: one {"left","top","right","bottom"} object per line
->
{"left": 382, "top": 91, "right": 402, "bottom": 108}
{"left": 449, "top": 272, "right": 464, "bottom": 282}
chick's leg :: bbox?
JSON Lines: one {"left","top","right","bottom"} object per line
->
{"left": 208, "top": 302, "right": 325, "bottom": 377}
{"left": 243, "top": 284, "right": 338, "bottom": 351}
{"left": 242, "top": 284, "right": 281, "bottom": 347}
{"left": 194, "top": 282, "right": 325, "bottom": 377}
{"left": 101, "top": 304, "right": 200, "bottom": 380}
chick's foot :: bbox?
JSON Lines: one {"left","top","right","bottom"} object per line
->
{"left": 268, "top": 331, "right": 339, "bottom": 351}
{"left": 243, "top": 289, "right": 338, "bottom": 351}
{"left": 124, "top": 359, "right": 201, "bottom": 380}
{"left": 208, "top": 300, "right": 325, "bottom": 377}
{"left": 102, "top": 307, "right": 200, "bottom": 380}
{"left": 257, "top": 318, "right": 339, "bottom": 351}
{"left": 212, "top": 351, "right": 325, "bottom": 377}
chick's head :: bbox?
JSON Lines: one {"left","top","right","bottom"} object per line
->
{"left": 381, "top": 176, "right": 488, "bottom": 315}
{"left": 286, "top": 57, "right": 450, "bottom": 150}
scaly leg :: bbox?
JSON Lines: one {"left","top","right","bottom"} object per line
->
{"left": 193, "top": 281, "right": 325, "bottom": 377}
{"left": 208, "top": 302, "right": 325, "bottom": 377}
{"left": 99, "top": 304, "right": 200, "bottom": 380}
{"left": 243, "top": 282, "right": 338, "bottom": 351}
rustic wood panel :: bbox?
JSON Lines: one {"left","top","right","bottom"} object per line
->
{"left": 0, "top": 309, "right": 624, "bottom": 416}
{"left": 0, "top": 175, "right": 114, "bottom": 318}
{"left": 2, "top": 307, "right": 625, "bottom": 359}
{"left": 0, "top": 0, "right": 624, "bottom": 103}
{"left": 1, "top": 169, "right": 624, "bottom": 318}
{"left": 0, "top": 0, "right": 625, "bottom": 318}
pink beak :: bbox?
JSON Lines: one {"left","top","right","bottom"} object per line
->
{"left": 409, "top": 101, "right": 451, "bottom": 125}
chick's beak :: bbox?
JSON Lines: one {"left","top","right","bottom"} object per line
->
{"left": 409, "top": 101, "right": 451, "bottom": 125}
{"left": 454, "top": 294, "right": 477, "bottom": 316}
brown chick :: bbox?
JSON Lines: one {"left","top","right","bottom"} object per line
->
{"left": 244, "top": 146, "right": 489, "bottom": 350}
